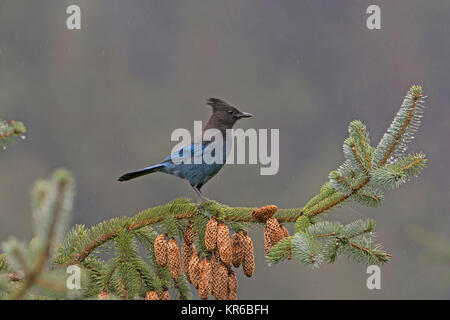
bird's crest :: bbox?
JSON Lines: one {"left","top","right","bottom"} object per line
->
{"left": 206, "top": 97, "right": 231, "bottom": 110}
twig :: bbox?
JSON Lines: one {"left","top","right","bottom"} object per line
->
{"left": 9, "top": 180, "right": 68, "bottom": 299}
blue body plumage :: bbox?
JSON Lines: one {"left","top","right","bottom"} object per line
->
{"left": 118, "top": 98, "right": 252, "bottom": 200}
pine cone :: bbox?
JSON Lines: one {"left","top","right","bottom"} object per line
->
{"left": 266, "top": 217, "right": 284, "bottom": 245}
{"left": 181, "top": 241, "right": 194, "bottom": 282}
{"left": 217, "top": 222, "right": 233, "bottom": 266}
{"left": 167, "top": 238, "right": 181, "bottom": 279}
{"left": 97, "top": 290, "right": 110, "bottom": 300}
{"left": 214, "top": 263, "right": 229, "bottom": 300}
{"left": 264, "top": 225, "right": 273, "bottom": 254}
{"left": 213, "top": 248, "right": 221, "bottom": 261}
{"left": 242, "top": 234, "right": 255, "bottom": 277}
{"left": 211, "top": 249, "right": 221, "bottom": 272}
{"left": 184, "top": 224, "right": 195, "bottom": 245}
{"left": 188, "top": 252, "right": 200, "bottom": 289}
{"left": 205, "top": 217, "right": 218, "bottom": 251}
{"left": 198, "top": 258, "right": 212, "bottom": 300}
{"left": 231, "top": 231, "right": 244, "bottom": 267}
{"left": 158, "top": 290, "right": 170, "bottom": 300}
{"left": 211, "top": 252, "right": 220, "bottom": 299}
{"left": 154, "top": 233, "right": 168, "bottom": 267}
{"left": 144, "top": 290, "right": 159, "bottom": 300}
{"left": 227, "top": 269, "right": 238, "bottom": 300}
{"left": 251, "top": 205, "right": 278, "bottom": 221}
{"left": 8, "top": 271, "right": 24, "bottom": 281}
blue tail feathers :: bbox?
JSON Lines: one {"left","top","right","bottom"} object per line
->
{"left": 118, "top": 164, "right": 165, "bottom": 181}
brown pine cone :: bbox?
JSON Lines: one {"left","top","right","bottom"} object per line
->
{"left": 211, "top": 249, "right": 221, "bottom": 272}
{"left": 251, "top": 205, "right": 278, "bottom": 221}
{"left": 214, "top": 263, "right": 229, "bottom": 300}
{"left": 144, "top": 291, "right": 159, "bottom": 300}
{"left": 231, "top": 231, "right": 244, "bottom": 267}
{"left": 188, "top": 252, "right": 200, "bottom": 289}
{"left": 97, "top": 290, "right": 110, "bottom": 300}
{"left": 266, "top": 217, "right": 284, "bottom": 245}
{"left": 227, "top": 269, "right": 238, "bottom": 300}
{"left": 211, "top": 252, "right": 220, "bottom": 299}
{"left": 264, "top": 225, "right": 273, "bottom": 255}
{"left": 154, "top": 233, "right": 168, "bottom": 267}
{"left": 184, "top": 224, "right": 195, "bottom": 245}
{"left": 181, "top": 241, "right": 194, "bottom": 282}
{"left": 7, "top": 271, "right": 24, "bottom": 281}
{"left": 217, "top": 222, "right": 233, "bottom": 266}
{"left": 213, "top": 248, "right": 221, "bottom": 261}
{"left": 167, "top": 238, "right": 181, "bottom": 279}
{"left": 158, "top": 290, "right": 170, "bottom": 300}
{"left": 205, "top": 217, "right": 218, "bottom": 251}
{"left": 242, "top": 234, "right": 255, "bottom": 277}
{"left": 198, "top": 258, "right": 212, "bottom": 300}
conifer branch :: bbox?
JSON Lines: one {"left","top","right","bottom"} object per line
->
{"left": 0, "top": 254, "right": 8, "bottom": 272}
{"left": 64, "top": 205, "right": 301, "bottom": 265}
{"left": 0, "top": 119, "right": 26, "bottom": 149}
{"left": 6, "top": 169, "right": 74, "bottom": 299}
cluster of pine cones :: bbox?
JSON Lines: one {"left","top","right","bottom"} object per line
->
{"left": 150, "top": 217, "right": 256, "bottom": 300}
{"left": 193, "top": 217, "right": 255, "bottom": 300}
{"left": 98, "top": 205, "right": 286, "bottom": 300}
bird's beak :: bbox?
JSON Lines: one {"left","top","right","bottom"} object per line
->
{"left": 238, "top": 111, "right": 253, "bottom": 119}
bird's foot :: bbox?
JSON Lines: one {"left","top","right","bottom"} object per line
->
{"left": 192, "top": 185, "right": 209, "bottom": 205}
{"left": 197, "top": 199, "right": 206, "bottom": 208}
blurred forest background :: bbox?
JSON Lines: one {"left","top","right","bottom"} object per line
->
{"left": 1, "top": 0, "right": 449, "bottom": 299}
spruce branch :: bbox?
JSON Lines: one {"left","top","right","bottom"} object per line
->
{"left": 61, "top": 202, "right": 301, "bottom": 266}
{"left": 374, "top": 85, "right": 425, "bottom": 166}
{"left": 305, "top": 85, "right": 426, "bottom": 218}
{"left": 0, "top": 119, "right": 26, "bottom": 149}
{"left": 172, "top": 274, "right": 193, "bottom": 300}
{"left": 343, "top": 120, "right": 373, "bottom": 175}
{"left": 370, "top": 152, "right": 427, "bottom": 190}
{"left": 268, "top": 219, "right": 390, "bottom": 267}
{"left": 3, "top": 169, "right": 75, "bottom": 300}
{"left": 0, "top": 254, "right": 8, "bottom": 272}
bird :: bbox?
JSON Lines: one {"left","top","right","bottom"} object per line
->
{"left": 118, "top": 98, "right": 253, "bottom": 201}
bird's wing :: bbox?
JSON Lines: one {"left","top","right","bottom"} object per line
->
{"left": 163, "top": 142, "right": 209, "bottom": 164}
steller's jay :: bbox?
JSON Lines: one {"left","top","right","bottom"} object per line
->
{"left": 118, "top": 98, "right": 253, "bottom": 201}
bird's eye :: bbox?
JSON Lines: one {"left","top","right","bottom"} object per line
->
{"left": 228, "top": 110, "right": 233, "bottom": 114}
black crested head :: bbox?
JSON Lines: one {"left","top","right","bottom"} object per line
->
{"left": 206, "top": 97, "right": 229, "bottom": 109}
{"left": 205, "top": 97, "right": 253, "bottom": 131}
